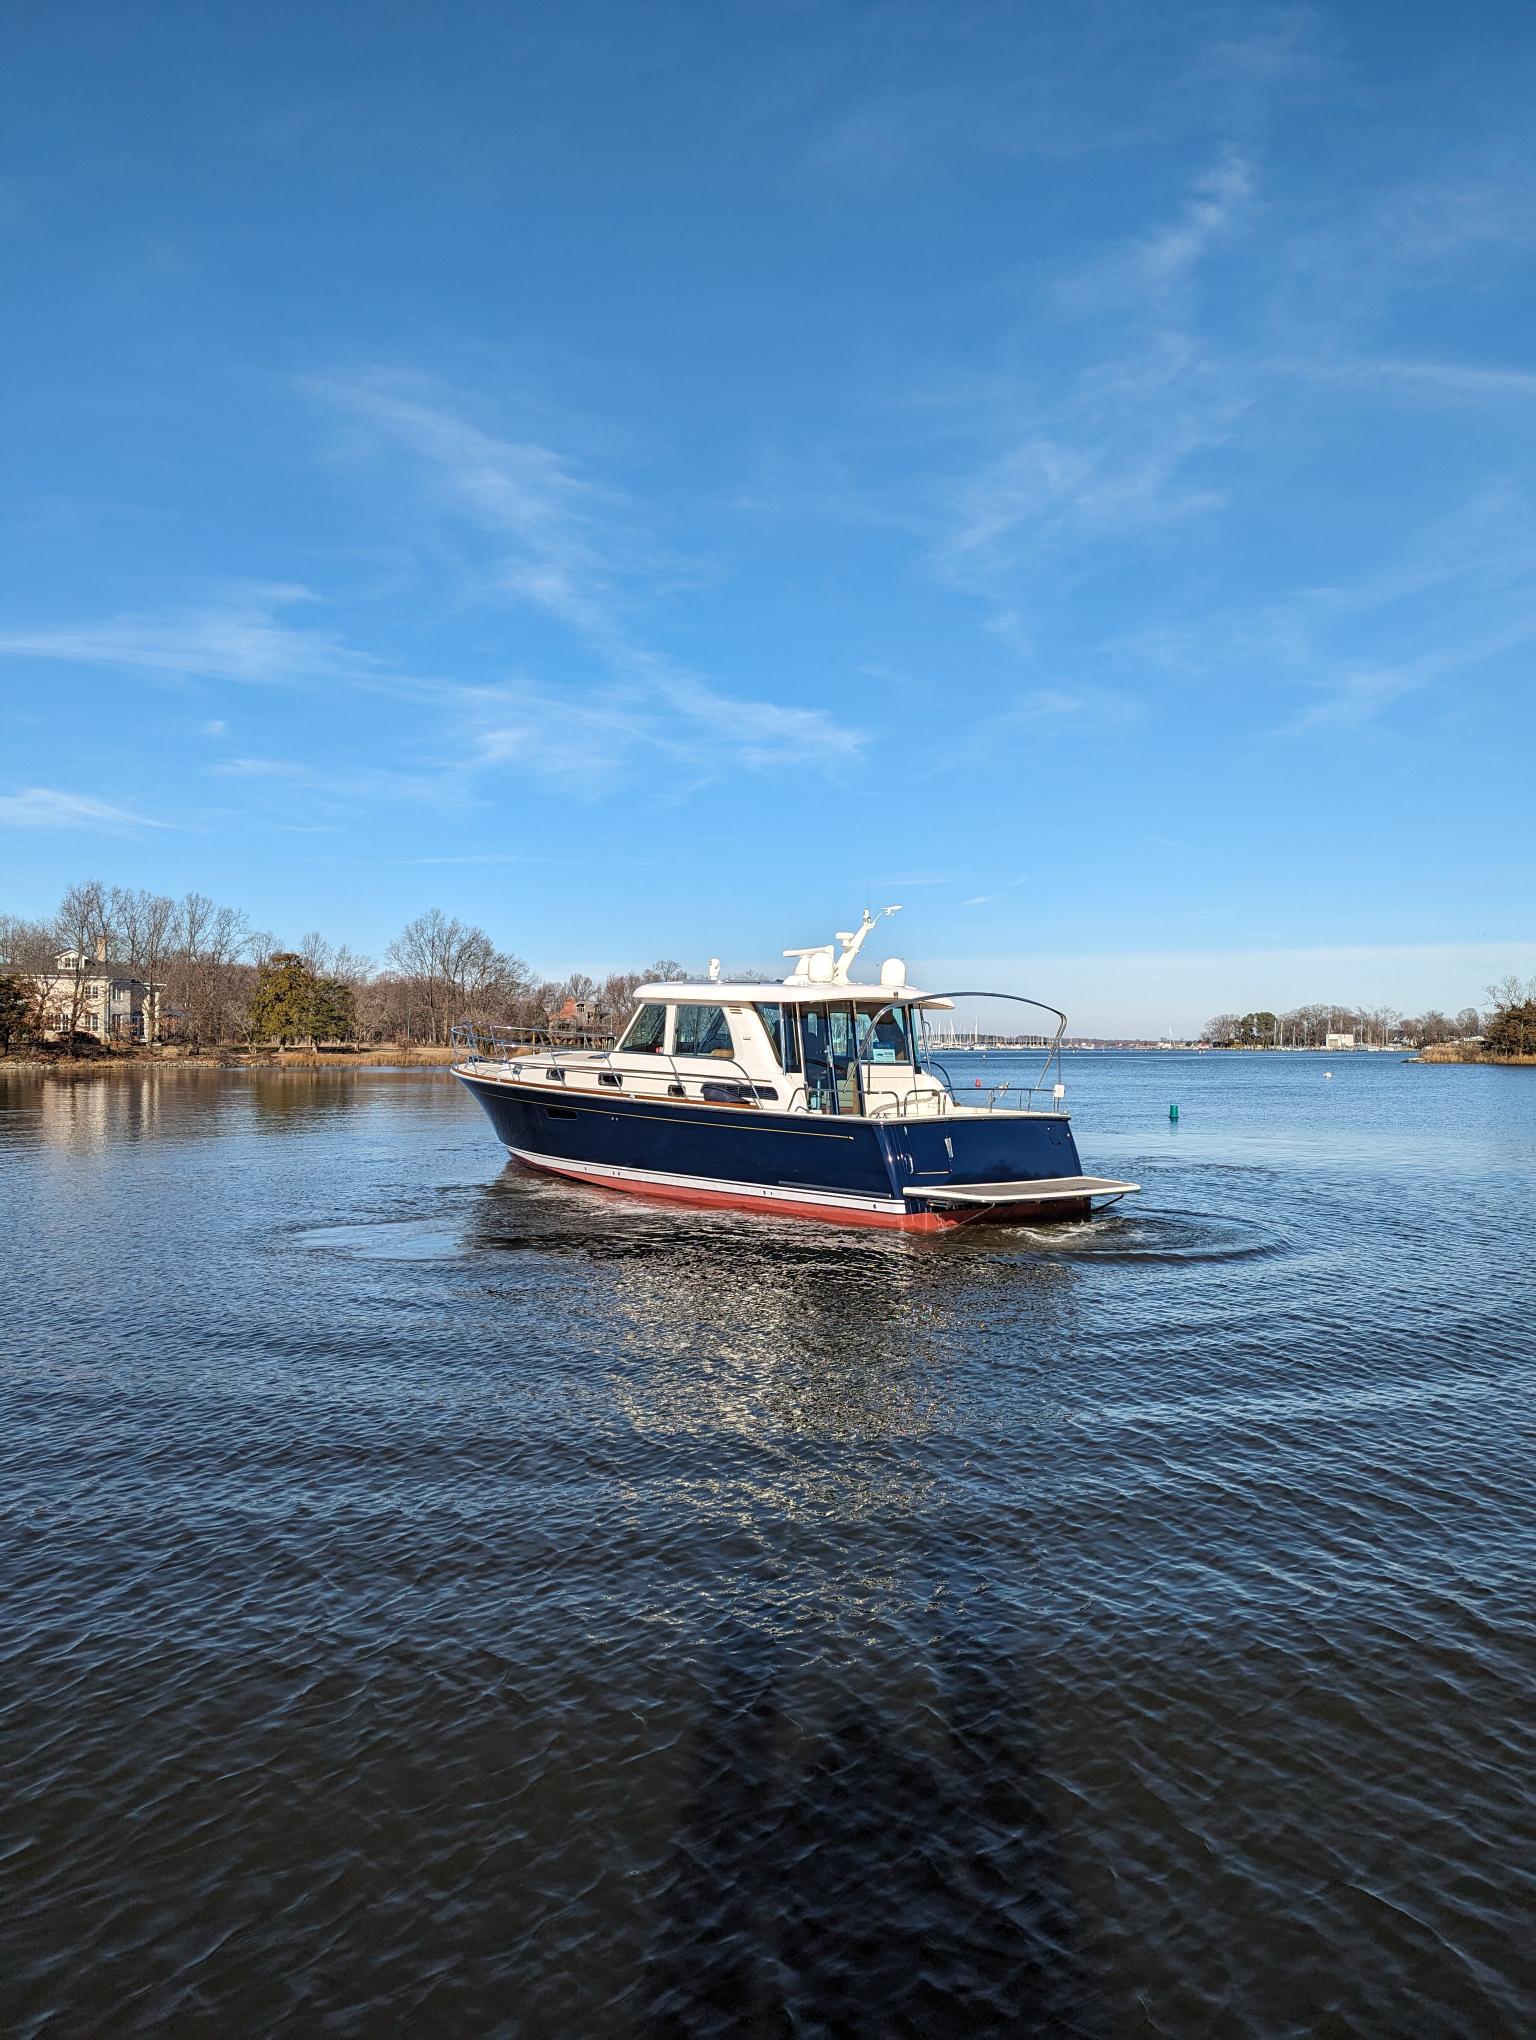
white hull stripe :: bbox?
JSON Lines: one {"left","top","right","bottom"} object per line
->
{"left": 507, "top": 1147, "right": 910, "bottom": 1217}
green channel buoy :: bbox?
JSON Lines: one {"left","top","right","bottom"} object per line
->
{"left": 1170, "top": 1103, "right": 1179, "bottom": 1121}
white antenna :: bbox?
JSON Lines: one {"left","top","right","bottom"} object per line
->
{"left": 831, "top": 904, "right": 902, "bottom": 983}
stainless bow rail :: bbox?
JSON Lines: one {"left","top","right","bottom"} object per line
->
{"left": 450, "top": 1023, "right": 777, "bottom": 1111}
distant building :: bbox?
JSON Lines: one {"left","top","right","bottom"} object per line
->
{"left": 547, "top": 993, "right": 606, "bottom": 1045}
{"left": 551, "top": 994, "right": 598, "bottom": 1028}
{"left": 37, "top": 938, "right": 164, "bottom": 1043}
{"left": 1325, "top": 1031, "right": 1355, "bottom": 1051}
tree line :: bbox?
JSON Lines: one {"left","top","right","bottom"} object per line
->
{"left": 0, "top": 880, "right": 697, "bottom": 1052}
{"left": 1202, "top": 984, "right": 1536, "bottom": 1053}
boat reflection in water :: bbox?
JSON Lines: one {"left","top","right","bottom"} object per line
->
{"left": 454, "top": 908, "right": 1138, "bottom": 1232}
{"left": 464, "top": 1165, "right": 1102, "bottom": 2033}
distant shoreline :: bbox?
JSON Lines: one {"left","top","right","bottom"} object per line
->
{"left": 0, "top": 1045, "right": 461, "bottom": 1075}
{"left": 1409, "top": 1043, "right": 1536, "bottom": 1067}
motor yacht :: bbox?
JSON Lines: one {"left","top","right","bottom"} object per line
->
{"left": 451, "top": 909, "right": 1138, "bottom": 1231}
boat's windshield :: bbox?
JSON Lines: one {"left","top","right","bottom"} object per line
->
{"left": 618, "top": 1002, "right": 667, "bottom": 1053}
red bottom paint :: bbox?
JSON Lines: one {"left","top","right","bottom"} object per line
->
{"left": 516, "top": 1157, "right": 1095, "bottom": 1231}
{"left": 517, "top": 1154, "right": 963, "bottom": 1231}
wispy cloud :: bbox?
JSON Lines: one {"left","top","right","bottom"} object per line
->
{"left": 0, "top": 372, "right": 866, "bottom": 797}
{"left": 1376, "top": 154, "right": 1536, "bottom": 261}
{"left": 945, "top": 682, "right": 1138, "bottom": 768}
{"left": 1060, "top": 149, "right": 1253, "bottom": 308}
{"left": 299, "top": 368, "right": 640, "bottom": 645}
{"left": 399, "top": 851, "right": 564, "bottom": 867}
{"left": 459, "top": 666, "right": 864, "bottom": 792}
{"left": 0, "top": 583, "right": 377, "bottom": 689}
{"left": 1283, "top": 615, "right": 1536, "bottom": 735}
{"left": 300, "top": 369, "right": 868, "bottom": 780}
{"left": 0, "top": 786, "right": 166, "bottom": 830}
{"left": 1287, "top": 356, "right": 1536, "bottom": 404}
{"left": 930, "top": 152, "right": 1255, "bottom": 615}
{"left": 207, "top": 754, "right": 469, "bottom": 814}
{"left": 1124, "top": 485, "right": 1536, "bottom": 735}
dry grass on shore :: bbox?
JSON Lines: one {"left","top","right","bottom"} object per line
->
{"left": 1413, "top": 1042, "right": 1536, "bottom": 1066}
{"left": 1, "top": 1044, "right": 462, "bottom": 1075}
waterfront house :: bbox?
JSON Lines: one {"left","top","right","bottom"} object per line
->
{"left": 549, "top": 994, "right": 600, "bottom": 1037}
{"left": 40, "top": 939, "right": 164, "bottom": 1043}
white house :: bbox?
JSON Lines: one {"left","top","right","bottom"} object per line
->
{"left": 39, "top": 939, "right": 164, "bottom": 1043}
{"left": 1324, "top": 1031, "right": 1356, "bottom": 1051}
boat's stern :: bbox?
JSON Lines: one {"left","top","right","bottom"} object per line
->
{"left": 880, "top": 1108, "right": 1137, "bottom": 1222}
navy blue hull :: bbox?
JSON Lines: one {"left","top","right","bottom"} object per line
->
{"left": 455, "top": 1070, "right": 1087, "bottom": 1226}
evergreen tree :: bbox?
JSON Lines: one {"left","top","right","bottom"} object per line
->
{"left": 248, "top": 953, "right": 317, "bottom": 1046}
{"left": 0, "top": 972, "right": 37, "bottom": 1052}
{"left": 308, "top": 976, "right": 356, "bottom": 1043}
{"left": 1484, "top": 999, "right": 1536, "bottom": 1059}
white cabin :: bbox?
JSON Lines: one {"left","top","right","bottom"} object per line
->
{"left": 455, "top": 911, "right": 1067, "bottom": 1122}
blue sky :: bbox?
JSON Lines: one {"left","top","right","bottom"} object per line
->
{"left": 2, "top": 1, "right": 1534, "bottom": 1028}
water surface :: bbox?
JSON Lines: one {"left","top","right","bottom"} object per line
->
{"left": 2, "top": 1054, "right": 1533, "bottom": 2035}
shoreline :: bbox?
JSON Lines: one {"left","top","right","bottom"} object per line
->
{"left": 1410, "top": 1044, "right": 1536, "bottom": 1067}
{"left": 0, "top": 1045, "right": 462, "bottom": 1075}
{"left": 6, "top": 1043, "right": 1534, "bottom": 1076}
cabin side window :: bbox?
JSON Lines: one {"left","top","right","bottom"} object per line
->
{"left": 619, "top": 1002, "right": 668, "bottom": 1053}
{"left": 673, "top": 1003, "right": 734, "bottom": 1058}
{"left": 857, "top": 1005, "right": 912, "bottom": 1064}
{"left": 753, "top": 1002, "right": 802, "bottom": 1072}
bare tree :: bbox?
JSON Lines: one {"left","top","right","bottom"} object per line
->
{"left": 1486, "top": 974, "right": 1536, "bottom": 1014}
{"left": 1408, "top": 1009, "right": 1456, "bottom": 1046}
{"left": 111, "top": 888, "right": 176, "bottom": 1043}
{"left": 299, "top": 930, "right": 373, "bottom": 985}
{"left": 52, "top": 880, "right": 113, "bottom": 1036}
{"left": 0, "top": 914, "right": 56, "bottom": 971}
{"left": 386, "top": 908, "right": 453, "bottom": 1044}
{"left": 597, "top": 970, "right": 646, "bottom": 1030}
{"left": 451, "top": 927, "right": 529, "bottom": 1028}
{"left": 385, "top": 908, "right": 528, "bottom": 1043}
{"left": 167, "top": 891, "right": 252, "bottom": 1044}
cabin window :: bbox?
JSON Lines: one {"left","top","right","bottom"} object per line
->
{"left": 619, "top": 1002, "right": 667, "bottom": 1053}
{"left": 754, "top": 1002, "right": 801, "bottom": 1072}
{"left": 673, "top": 1003, "right": 734, "bottom": 1058}
{"left": 857, "top": 1006, "right": 911, "bottom": 1064}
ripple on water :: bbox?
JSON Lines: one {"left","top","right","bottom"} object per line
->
{"left": 2, "top": 1060, "right": 1534, "bottom": 2036}
{"left": 294, "top": 1217, "right": 468, "bottom": 1261}
{"left": 974, "top": 1204, "right": 1290, "bottom": 1268}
